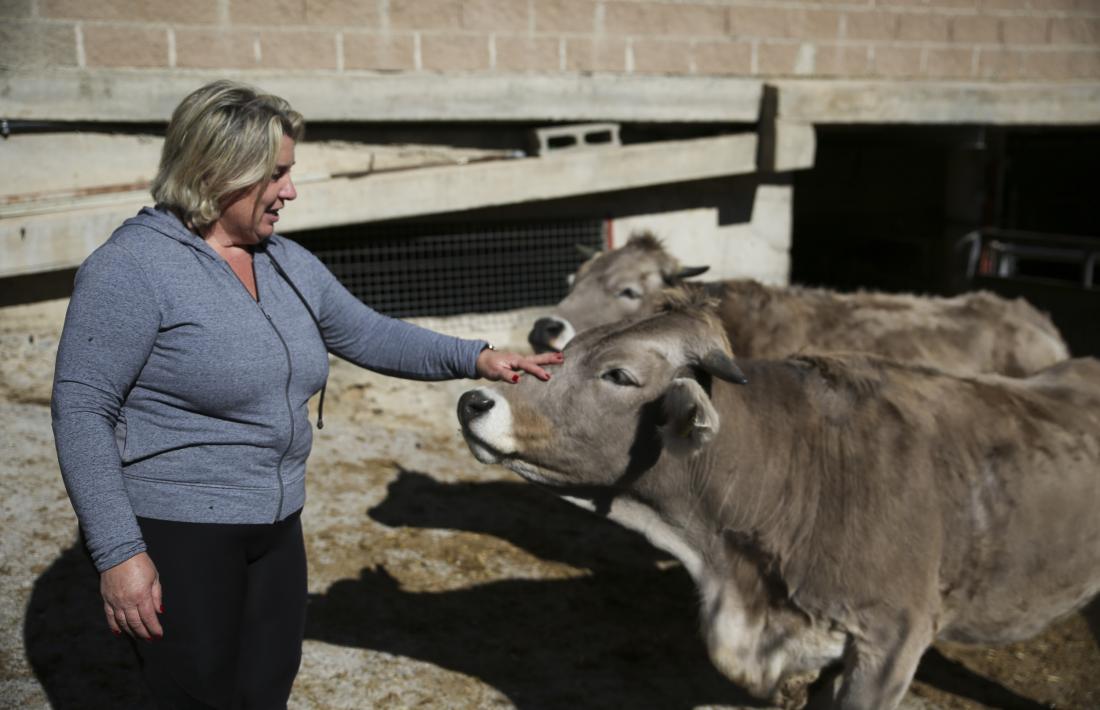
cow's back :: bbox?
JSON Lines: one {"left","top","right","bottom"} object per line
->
{"left": 713, "top": 281, "right": 1069, "bottom": 376}
{"left": 744, "top": 330, "right": 1091, "bottom": 706}
{"left": 958, "top": 291, "right": 1070, "bottom": 376}
{"left": 931, "top": 357, "right": 1100, "bottom": 642}
{"left": 726, "top": 354, "right": 1100, "bottom": 646}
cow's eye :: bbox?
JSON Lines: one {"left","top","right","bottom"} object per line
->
{"left": 601, "top": 368, "right": 639, "bottom": 387}
{"left": 617, "top": 287, "right": 641, "bottom": 300}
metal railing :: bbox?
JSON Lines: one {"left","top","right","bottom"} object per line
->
{"left": 962, "top": 228, "right": 1099, "bottom": 289}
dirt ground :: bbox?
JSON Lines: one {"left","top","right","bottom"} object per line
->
{"left": 1, "top": 299, "right": 1097, "bottom": 710}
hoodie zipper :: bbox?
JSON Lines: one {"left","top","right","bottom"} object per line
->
{"left": 216, "top": 257, "right": 294, "bottom": 523}
{"left": 141, "top": 210, "right": 298, "bottom": 522}
{"left": 259, "top": 302, "right": 294, "bottom": 522}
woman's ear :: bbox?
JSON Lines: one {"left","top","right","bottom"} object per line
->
{"left": 659, "top": 377, "right": 721, "bottom": 456}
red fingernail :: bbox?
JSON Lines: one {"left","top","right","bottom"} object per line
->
{"left": 511, "top": 374, "right": 519, "bottom": 383}
{"left": 112, "top": 629, "right": 121, "bottom": 637}
{"left": 159, "top": 604, "right": 165, "bottom": 613}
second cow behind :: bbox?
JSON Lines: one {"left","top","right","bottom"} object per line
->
{"left": 528, "top": 232, "right": 1068, "bottom": 377}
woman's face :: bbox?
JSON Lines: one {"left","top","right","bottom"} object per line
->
{"left": 216, "top": 134, "right": 297, "bottom": 246}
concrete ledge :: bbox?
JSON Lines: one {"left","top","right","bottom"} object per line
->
{"left": 774, "top": 80, "right": 1100, "bottom": 125}
{"left": 0, "top": 69, "right": 764, "bottom": 123}
{"left": 6, "top": 71, "right": 1099, "bottom": 126}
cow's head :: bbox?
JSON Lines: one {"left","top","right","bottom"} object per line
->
{"left": 463, "top": 291, "right": 746, "bottom": 493}
{"left": 527, "top": 232, "right": 710, "bottom": 353}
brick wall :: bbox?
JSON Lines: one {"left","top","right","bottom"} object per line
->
{"left": 1, "top": 0, "right": 1098, "bottom": 82}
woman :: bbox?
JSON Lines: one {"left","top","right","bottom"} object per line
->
{"left": 51, "top": 79, "right": 560, "bottom": 708}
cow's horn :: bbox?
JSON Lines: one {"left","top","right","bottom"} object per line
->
{"left": 700, "top": 350, "right": 748, "bottom": 385}
{"left": 675, "top": 265, "right": 710, "bottom": 280}
{"left": 575, "top": 244, "right": 601, "bottom": 259}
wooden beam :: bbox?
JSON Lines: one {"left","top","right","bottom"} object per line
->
{"left": 756, "top": 86, "right": 815, "bottom": 173}
{"left": 0, "top": 133, "right": 759, "bottom": 278}
{"left": 280, "top": 133, "right": 759, "bottom": 232}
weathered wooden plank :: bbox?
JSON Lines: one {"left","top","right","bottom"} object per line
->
{"left": 0, "top": 133, "right": 759, "bottom": 278}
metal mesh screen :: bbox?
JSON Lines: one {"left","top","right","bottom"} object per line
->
{"left": 289, "top": 220, "right": 607, "bottom": 318}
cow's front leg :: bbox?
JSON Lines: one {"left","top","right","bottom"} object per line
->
{"left": 832, "top": 614, "right": 933, "bottom": 710}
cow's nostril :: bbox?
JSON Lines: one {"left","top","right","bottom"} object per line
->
{"left": 458, "top": 390, "right": 495, "bottom": 423}
{"left": 528, "top": 317, "right": 566, "bottom": 354}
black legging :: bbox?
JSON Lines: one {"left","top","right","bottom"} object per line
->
{"left": 129, "top": 511, "right": 307, "bottom": 710}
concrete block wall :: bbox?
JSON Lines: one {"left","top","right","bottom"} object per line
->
{"left": 2, "top": 0, "right": 1098, "bottom": 81}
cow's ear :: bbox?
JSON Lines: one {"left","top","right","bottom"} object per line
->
{"left": 660, "top": 377, "right": 721, "bottom": 456}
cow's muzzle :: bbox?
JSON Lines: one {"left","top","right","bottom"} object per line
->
{"left": 457, "top": 388, "right": 515, "bottom": 465}
{"left": 458, "top": 389, "right": 495, "bottom": 424}
{"left": 528, "top": 316, "right": 575, "bottom": 354}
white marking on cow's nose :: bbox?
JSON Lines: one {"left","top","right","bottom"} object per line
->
{"left": 458, "top": 389, "right": 495, "bottom": 421}
{"left": 459, "top": 387, "right": 516, "bottom": 460}
{"left": 529, "top": 316, "right": 577, "bottom": 353}
{"left": 549, "top": 319, "right": 576, "bottom": 351}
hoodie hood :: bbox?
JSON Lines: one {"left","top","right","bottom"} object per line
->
{"left": 129, "top": 205, "right": 293, "bottom": 265}
{"left": 124, "top": 206, "right": 225, "bottom": 261}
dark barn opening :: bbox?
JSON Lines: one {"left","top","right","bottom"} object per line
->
{"left": 792, "top": 125, "right": 1100, "bottom": 357}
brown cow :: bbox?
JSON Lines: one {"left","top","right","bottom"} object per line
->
{"left": 528, "top": 233, "right": 1069, "bottom": 377}
{"left": 463, "top": 293, "right": 1100, "bottom": 709}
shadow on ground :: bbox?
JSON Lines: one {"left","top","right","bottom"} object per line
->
{"left": 24, "top": 469, "right": 1099, "bottom": 709}
{"left": 914, "top": 649, "right": 1051, "bottom": 710}
{"left": 1086, "top": 597, "right": 1100, "bottom": 651}
{"left": 351, "top": 469, "right": 1086, "bottom": 710}
{"left": 366, "top": 468, "right": 668, "bottom": 573}
{"left": 307, "top": 468, "right": 761, "bottom": 709}
{"left": 24, "top": 536, "right": 153, "bottom": 709}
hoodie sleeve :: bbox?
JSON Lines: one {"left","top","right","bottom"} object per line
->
{"left": 52, "top": 242, "right": 160, "bottom": 573}
{"left": 288, "top": 245, "right": 487, "bottom": 380}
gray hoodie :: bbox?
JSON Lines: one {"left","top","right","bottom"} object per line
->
{"left": 52, "top": 206, "right": 487, "bottom": 572}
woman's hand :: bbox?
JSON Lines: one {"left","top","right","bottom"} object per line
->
{"left": 476, "top": 347, "right": 563, "bottom": 383}
{"left": 101, "top": 552, "right": 164, "bottom": 640}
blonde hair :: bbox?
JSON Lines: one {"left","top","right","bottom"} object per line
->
{"left": 151, "top": 80, "right": 304, "bottom": 231}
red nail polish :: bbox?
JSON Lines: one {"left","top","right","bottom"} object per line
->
{"left": 511, "top": 374, "right": 519, "bottom": 383}
{"left": 159, "top": 604, "right": 165, "bottom": 613}
{"left": 112, "top": 629, "right": 121, "bottom": 637}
